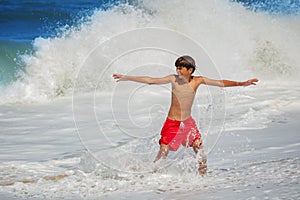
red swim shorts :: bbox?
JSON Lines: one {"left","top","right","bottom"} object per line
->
{"left": 159, "top": 117, "right": 201, "bottom": 151}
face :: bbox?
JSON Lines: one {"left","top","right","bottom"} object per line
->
{"left": 176, "top": 66, "right": 192, "bottom": 78}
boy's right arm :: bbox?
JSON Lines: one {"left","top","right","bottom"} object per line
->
{"left": 113, "top": 74, "right": 172, "bottom": 85}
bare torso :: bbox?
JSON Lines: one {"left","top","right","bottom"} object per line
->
{"left": 167, "top": 75, "right": 200, "bottom": 121}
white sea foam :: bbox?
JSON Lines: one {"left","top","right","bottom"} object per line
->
{"left": 0, "top": 0, "right": 299, "bottom": 104}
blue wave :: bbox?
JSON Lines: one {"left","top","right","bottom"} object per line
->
{"left": 0, "top": 0, "right": 298, "bottom": 88}
{"left": 0, "top": 0, "right": 123, "bottom": 85}
{"left": 233, "top": 0, "right": 300, "bottom": 15}
{"left": 0, "top": 0, "right": 122, "bottom": 40}
{"left": 0, "top": 0, "right": 298, "bottom": 41}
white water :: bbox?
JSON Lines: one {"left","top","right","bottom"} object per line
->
{"left": 0, "top": 0, "right": 300, "bottom": 199}
{"left": 0, "top": 0, "right": 299, "bottom": 104}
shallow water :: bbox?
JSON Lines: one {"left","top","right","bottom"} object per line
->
{"left": 0, "top": 81, "right": 299, "bottom": 199}
{"left": 0, "top": 0, "right": 300, "bottom": 199}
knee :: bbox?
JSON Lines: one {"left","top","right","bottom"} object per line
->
{"left": 161, "top": 144, "right": 169, "bottom": 152}
{"left": 193, "top": 138, "right": 202, "bottom": 149}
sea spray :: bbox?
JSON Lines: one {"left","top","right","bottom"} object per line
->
{"left": 0, "top": 0, "right": 299, "bottom": 105}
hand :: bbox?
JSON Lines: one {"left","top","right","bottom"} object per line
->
{"left": 243, "top": 78, "right": 259, "bottom": 86}
{"left": 112, "top": 74, "right": 124, "bottom": 82}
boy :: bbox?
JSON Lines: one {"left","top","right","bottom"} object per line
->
{"left": 113, "top": 55, "right": 258, "bottom": 175}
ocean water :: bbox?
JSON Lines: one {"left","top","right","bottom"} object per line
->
{"left": 0, "top": 0, "right": 300, "bottom": 199}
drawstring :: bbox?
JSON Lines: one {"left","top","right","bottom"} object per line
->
{"left": 180, "top": 121, "right": 185, "bottom": 130}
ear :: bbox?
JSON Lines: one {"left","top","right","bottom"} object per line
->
{"left": 188, "top": 68, "right": 193, "bottom": 74}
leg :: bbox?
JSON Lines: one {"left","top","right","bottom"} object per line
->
{"left": 192, "top": 138, "right": 207, "bottom": 175}
{"left": 154, "top": 144, "right": 169, "bottom": 163}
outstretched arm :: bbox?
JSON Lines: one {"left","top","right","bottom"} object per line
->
{"left": 112, "top": 74, "right": 172, "bottom": 85}
{"left": 200, "top": 77, "right": 259, "bottom": 87}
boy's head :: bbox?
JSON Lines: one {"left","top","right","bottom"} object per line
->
{"left": 175, "top": 56, "right": 196, "bottom": 74}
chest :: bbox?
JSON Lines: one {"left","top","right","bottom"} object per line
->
{"left": 172, "top": 82, "right": 197, "bottom": 98}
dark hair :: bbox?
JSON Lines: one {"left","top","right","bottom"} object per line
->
{"left": 175, "top": 55, "right": 196, "bottom": 73}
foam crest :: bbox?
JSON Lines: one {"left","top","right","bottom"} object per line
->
{"left": 1, "top": 0, "right": 299, "bottom": 104}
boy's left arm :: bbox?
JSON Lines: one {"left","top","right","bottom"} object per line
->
{"left": 223, "top": 78, "right": 259, "bottom": 87}
{"left": 198, "top": 77, "right": 259, "bottom": 87}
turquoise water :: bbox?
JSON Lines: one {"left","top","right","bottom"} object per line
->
{"left": 0, "top": 40, "right": 32, "bottom": 85}
{"left": 0, "top": 0, "right": 121, "bottom": 85}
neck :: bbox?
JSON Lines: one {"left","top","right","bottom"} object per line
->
{"left": 183, "top": 75, "right": 192, "bottom": 82}
{"left": 176, "top": 75, "right": 192, "bottom": 84}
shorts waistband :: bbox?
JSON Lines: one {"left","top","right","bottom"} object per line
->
{"left": 166, "top": 116, "right": 193, "bottom": 122}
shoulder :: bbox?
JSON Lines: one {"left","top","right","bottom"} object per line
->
{"left": 150, "top": 74, "right": 175, "bottom": 84}
{"left": 168, "top": 74, "right": 177, "bottom": 81}
{"left": 192, "top": 76, "right": 205, "bottom": 84}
